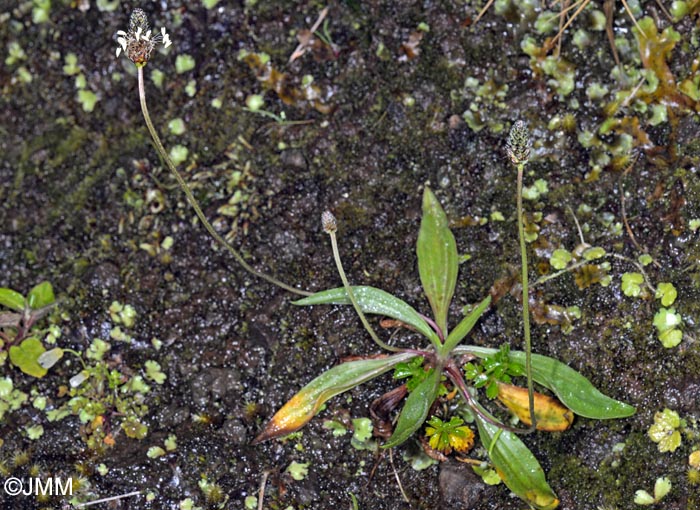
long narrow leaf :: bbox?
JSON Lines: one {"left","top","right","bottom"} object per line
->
{"left": 417, "top": 187, "right": 458, "bottom": 336}
{"left": 475, "top": 413, "right": 559, "bottom": 510}
{"left": 253, "top": 352, "right": 415, "bottom": 443}
{"left": 293, "top": 286, "right": 441, "bottom": 347}
{"left": 455, "top": 346, "right": 636, "bottom": 419}
{"left": 383, "top": 366, "right": 441, "bottom": 448}
{"left": 442, "top": 295, "right": 491, "bottom": 354}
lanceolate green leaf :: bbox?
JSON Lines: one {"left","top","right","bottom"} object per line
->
{"left": 253, "top": 352, "right": 415, "bottom": 443}
{"left": 442, "top": 295, "right": 491, "bottom": 355}
{"left": 456, "top": 346, "right": 635, "bottom": 419}
{"left": 417, "top": 187, "right": 458, "bottom": 337}
{"left": 383, "top": 366, "right": 441, "bottom": 448}
{"left": 0, "top": 288, "right": 26, "bottom": 312}
{"left": 475, "top": 414, "right": 559, "bottom": 510}
{"left": 293, "top": 286, "right": 441, "bottom": 347}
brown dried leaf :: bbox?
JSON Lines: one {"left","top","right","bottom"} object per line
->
{"left": 369, "top": 384, "right": 408, "bottom": 439}
{"left": 401, "top": 31, "right": 424, "bottom": 60}
{"left": 0, "top": 311, "right": 21, "bottom": 328}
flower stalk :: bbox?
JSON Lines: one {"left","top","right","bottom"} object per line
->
{"left": 322, "top": 211, "right": 398, "bottom": 352}
{"left": 507, "top": 121, "right": 537, "bottom": 433}
{"left": 117, "top": 9, "right": 309, "bottom": 296}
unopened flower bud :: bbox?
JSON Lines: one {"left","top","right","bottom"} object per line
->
{"left": 506, "top": 120, "right": 531, "bottom": 166}
{"left": 129, "top": 8, "right": 149, "bottom": 35}
{"left": 321, "top": 211, "right": 337, "bottom": 234}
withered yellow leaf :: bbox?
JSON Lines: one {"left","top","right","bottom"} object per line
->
{"left": 497, "top": 382, "right": 573, "bottom": 432}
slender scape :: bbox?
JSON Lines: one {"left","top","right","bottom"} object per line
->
{"left": 507, "top": 121, "right": 537, "bottom": 433}
{"left": 322, "top": 211, "right": 398, "bottom": 352}
{"left": 136, "top": 68, "right": 310, "bottom": 296}
{"left": 116, "top": 8, "right": 309, "bottom": 297}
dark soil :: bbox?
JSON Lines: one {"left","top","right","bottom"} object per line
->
{"left": 1, "top": 1, "right": 700, "bottom": 509}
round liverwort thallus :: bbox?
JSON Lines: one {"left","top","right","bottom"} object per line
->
{"left": 115, "top": 8, "right": 172, "bottom": 66}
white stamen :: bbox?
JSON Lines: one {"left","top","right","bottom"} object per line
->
{"left": 114, "top": 14, "right": 173, "bottom": 61}
{"left": 161, "top": 27, "right": 172, "bottom": 48}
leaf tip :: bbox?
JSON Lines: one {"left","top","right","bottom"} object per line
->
{"left": 421, "top": 186, "right": 440, "bottom": 213}
{"left": 251, "top": 411, "right": 303, "bottom": 445}
{"left": 250, "top": 424, "right": 279, "bottom": 445}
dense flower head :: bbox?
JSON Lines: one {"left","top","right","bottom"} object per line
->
{"left": 128, "top": 8, "right": 148, "bottom": 35}
{"left": 116, "top": 8, "right": 172, "bottom": 66}
{"left": 321, "top": 211, "right": 337, "bottom": 234}
{"left": 506, "top": 120, "right": 531, "bottom": 166}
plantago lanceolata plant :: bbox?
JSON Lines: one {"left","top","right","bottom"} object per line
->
{"left": 114, "top": 10, "right": 635, "bottom": 508}
{"left": 254, "top": 187, "right": 635, "bottom": 509}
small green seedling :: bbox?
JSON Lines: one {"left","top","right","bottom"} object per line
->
{"left": 464, "top": 344, "right": 524, "bottom": 399}
{"left": 286, "top": 461, "right": 309, "bottom": 481}
{"left": 0, "top": 282, "right": 58, "bottom": 377}
{"left": 621, "top": 272, "right": 645, "bottom": 297}
{"left": 655, "top": 282, "right": 677, "bottom": 306}
{"left": 0, "top": 376, "right": 28, "bottom": 421}
{"left": 634, "top": 476, "right": 672, "bottom": 505}
{"left": 647, "top": 408, "right": 684, "bottom": 452}
{"left": 144, "top": 360, "right": 167, "bottom": 384}
{"left": 352, "top": 418, "right": 373, "bottom": 442}
{"left": 164, "top": 434, "right": 178, "bottom": 451}
{"left": 147, "top": 446, "right": 166, "bottom": 459}
{"left": 653, "top": 308, "right": 683, "bottom": 348}
{"left": 550, "top": 248, "right": 572, "bottom": 270}
{"left": 108, "top": 301, "right": 137, "bottom": 327}
{"left": 323, "top": 420, "right": 348, "bottom": 437}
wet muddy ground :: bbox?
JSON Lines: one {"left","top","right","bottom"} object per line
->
{"left": 1, "top": 1, "right": 700, "bottom": 509}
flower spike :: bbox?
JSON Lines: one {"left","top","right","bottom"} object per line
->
{"left": 321, "top": 211, "right": 337, "bottom": 234}
{"left": 115, "top": 8, "right": 172, "bottom": 66}
{"left": 506, "top": 120, "right": 531, "bottom": 167}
